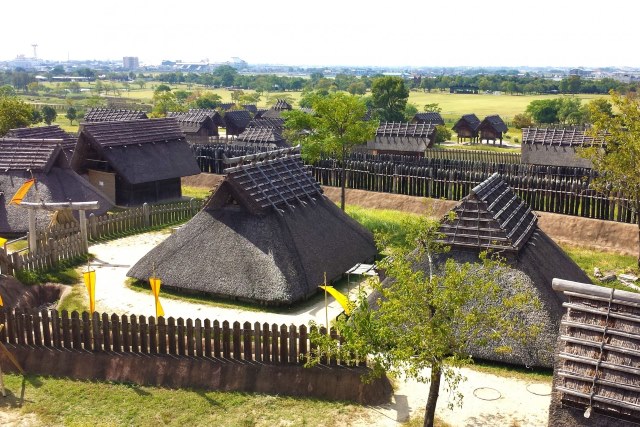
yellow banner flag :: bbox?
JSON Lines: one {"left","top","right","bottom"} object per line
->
{"left": 149, "top": 277, "right": 164, "bottom": 318}
{"left": 0, "top": 237, "right": 7, "bottom": 247}
{"left": 9, "top": 179, "right": 35, "bottom": 205}
{"left": 0, "top": 293, "right": 3, "bottom": 307}
{"left": 319, "top": 285, "right": 354, "bottom": 315}
{"left": 83, "top": 270, "right": 96, "bottom": 313}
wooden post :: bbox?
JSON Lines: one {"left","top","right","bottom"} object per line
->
{"left": 79, "top": 210, "right": 89, "bottom": 252}
{"left": 28, "top": 210, "right": 37, "bottom": 253}
{"left": 142, "top": 203, "right": 150, "bottom": 228}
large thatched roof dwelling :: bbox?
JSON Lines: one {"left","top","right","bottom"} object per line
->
{"left": 167, "top": 110, "right": 218, "bottom": 143}
{"left": 366, "top": 122, "right": 437, "bottom": 156}
{"left": 549, "top": 279, "right": 640, "bottom": 426}
{"left": 411, "top": 112, "right": 445, "bottom": 125}
{"left": 521, "top": 126, "right": 603, "bottom": 168}
{"left": 83, "top": 108, "right": 148, "bottom": 122}
{"left": 127, "top": 147, "right": 377, "bottom": 305}
{"left": 6, "top": 125, "right": 77, "bottom": 160}
{"left": 0, "top": 138, "right": 112, "bottom": 234}
{"left": 435, "top": 173, "right": 592, "bottom": 367}
{"left": 71, "top": 118, "right": 200, "bottom": 206}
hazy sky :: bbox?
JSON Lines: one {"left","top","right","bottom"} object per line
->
{"left": 2, "top": 0, "right": 638, "bottom": 68}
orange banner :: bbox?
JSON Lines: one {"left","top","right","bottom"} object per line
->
{"left": 149, "top": 277, "right": 164, "bottom": 318}
{"left": 9, "top": 179, "right": 35, "bottom": 205}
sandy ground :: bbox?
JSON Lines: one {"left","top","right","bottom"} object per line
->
{"left": 82, "top": 230, "right": 551, "bottom": 427}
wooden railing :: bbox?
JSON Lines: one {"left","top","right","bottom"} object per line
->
{"left": 0, "top": 309, "right": 361, "bottom": 366}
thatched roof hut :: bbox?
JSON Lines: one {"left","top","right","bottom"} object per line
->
{"left": 71, "top": 118, "right": 200, "bottom": 206}
{"left": 235, "top": 127, "right": 288, "bottom": 149}
{"left": 478, "top": 115, "right": 508, "bottom": 144}
{"left": 167, "top": 110, "right": 218, "bottom": 143}
{"left": 83, "top": 108, "right": 148, "bottom": 122}
{"left": 411, "top": 112, "right": 445, "bottom": 125}
{"left": 452, "top": 114, "right": 481, "bottom": 143}
{"left": 521, "top": 126, "right": 603, "bottom": 168}
{"left": 366, "top": 122, "right": 437, "bottom": 156}
{"left": 127, "top": 147, "right": 377, "bottom": 305}
{"left": 223, "top": 110, "right": 252, "bottom": 136}
{"left": 0, "top": 138, "right": 112, "bottom": 234}
{"left": 549, "top": 279, "right": 640, "bottom": 426}
{"left": 247, "top": 117, "right": 285, "bottom": 131}
{"left": 6, "top": 125, "right": 77, "bottom": 159}
{"left": 189, "top": 108, "right": 224, "bottom": 127}
{"left": 436, "top": 173, "right": 591, "bottom": 367}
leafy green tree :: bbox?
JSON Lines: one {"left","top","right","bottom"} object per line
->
{"left": 213, "top": 65, "right": 238, "bottom": 87}
{"left": 41, "top": 105, "right": 57, "bottom": 125}
{"left": 0, "top": 85, "right": 16, "bottom": 97}
{"left": 31, "top": 109, "right": 42, "bottom": 125}
{"left": 154, "top": 84, "right": 172, "bottom": 94}
{"left": 525, "top": 99, "right": 561, "bottom": 123}
{"left": 308, "top": 217, "right": 541, "bottom": 427}
{"left": 191, "top": 91, "right": 222, "bottom": 109}
{"left": 582, "top": 98, "right": 613, "bottom": 123}
{"left": 65, "top": 107, "right": 77, "bottom": 125}
{"left": 404, "top": 103, "right": 418, "bottom": 121}
{"left": 580, "top": 91, "right": 640, "bottom": 266}
{"left": 150, "top": 92, "right": 186, "bottom": 117}
{"left": 173, "top": 90, "right": 191, "bottom": 104}
{"left": 0, "top": 95, "right": 34, "bottom": 135}
{"left": 434, "top": 125, "right": 452, "bottom": 143}
{"left": 423, "top": 103, "right": 442, "bottom": 113}
{"left": 512, "top": 113, "right": 533, "bottom": 129}
{"left": 230, "top": 90, "right": 244, "bottom": 104}
{"left": 93, "top": 80, "right": 104, "bottom": 94}
{"left": 134, "top": 79, "right": 146, "bottom": 89}
{"left": 557, "top": 97, "right": 585, "bottom": 124}
{"left": 283, "top": 92, "right": 377, "bottom": 210}
{"left": 27, "top": 82, "right": 40, "bottom": 93}
{"left": 371, "top": 76, "right": 409, "bottom": 122}
{"left": 239, "top": 92, "right": 261, "bottom": 104}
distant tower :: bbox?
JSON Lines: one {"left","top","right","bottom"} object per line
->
{"left": 31, "top": 44, "right": 38, "bottom": 58}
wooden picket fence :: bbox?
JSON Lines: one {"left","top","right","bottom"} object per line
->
{"left": 424, "top": 148, "right": 521, "bottom": 164}
{"left": 0, "top": 309, "right": 360, "bottom": 366}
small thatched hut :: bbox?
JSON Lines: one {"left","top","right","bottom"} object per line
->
{"left": 452, "top": 114, "right": 481, "bottom": 143}
{"left": 247, "top": 117, "right": 285, "bottom": 131}
{"left": 167, "top": 110, "right": 218, "bottom": 144}
{"left": 478, "top": 115, "right": 508, "bottom": 144}
{"left": 434, "top": 173, "right": 592, "bottom": 367}
{"left": 411, "top": 112, "right": 445, "bottom": 125}
{"left": 366, "top": 122, "right": 437, "bottom": 156}
{"left": 521, "top": 126, "right": 602, "bottom": 168}
{"left": 223, "top": 110, "right": 253, "bottom": 136}
{"left": 6, "top": 125, "right": 77, "bottom": 159}
{"left": 127, "top": 147, "right": 377, "bottom": 305}
{"left": 83, "top": 108, "right": 148, "bottom": 122}
{"left": 71, "top": 118, "right": 200, "bottom": 206}
{"left": 235, "top": 127, "right": 288, "bottom": 149}
{"left": 0, "top": 138, "right": 112, "bottom": 234}
{"left": 549, "top": 279, "right": 640, "bottom": 426}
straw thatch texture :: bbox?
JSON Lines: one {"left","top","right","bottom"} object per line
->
{"left": 127, "top": 152, "right": 377, "bottom": 305}
{"left": 412, "top": 112, "right": 445, "bottom": 125}
{"left": 452, "top": 114, "right": 481, "bottom": 133}
{"left": 83, "top": 108, "right": 148, "bottom": 122}
{"left": 522, "top": 126, "right": 604, "bottom": 147}
{"left": 549, "top": 280, "right": 640, "bottom": 426}
{"left": 6, "top": 126, "right": 77, "bottom": 159}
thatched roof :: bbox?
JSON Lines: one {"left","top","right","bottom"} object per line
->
{"left": 376, "top": 122, "right": 437, "bottom": 138}
{"left": 452, "top": 114, "right": 481, "bottom": 132}
{"left": 549, "top": 280, "right": 640, "bottom": 426}
{"left": 247, "top": 117, "right": 285, "bottom": 130}
{"left": 6, "top": 125, "right": 77, "bottom": 155}
{"left": 189, "top": 108, "right": 224, "bottom": 126}
{"left": 479, "top": 115, "right": 508, "bottom": 133}
{"left": 72, "top": 118, "right": 200, "bottom": 185}
{"left": 438, "top": 173, "right": 537, "bottom": 252}
{"left": 273, "top": 99, "right": 293, "bottom": 111}
{"left": 83, "top": 108, "right": 148, "bottom": 122}
{"left": 167, "top": 111, "right": 217, "bottom": 135}
{"left": 522, "top": 126, "right": 605, "bottom": 147}
{"left": 412, "top": 112, "right": 445, "bottom": 125}
{"left": 223, "top": 110, "right": 252, "bottom": 135}
{"left": 236, "top": 127, "right": 288, "bottom": 149}
{"left": 367, "top": 122, "right": 436, "bottom": 153}
{"left": 127, "top": 149, "right": 377, "bottom": 305}
{"left": 0, "top": 139, "right": 112, "bottom": 234}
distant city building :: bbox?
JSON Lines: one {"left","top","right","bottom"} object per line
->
{"left": 122, "top": 56, "right": 139, "bottom": 70}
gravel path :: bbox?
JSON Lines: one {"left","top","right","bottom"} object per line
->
{"left": 87, "top": 231, "right": 552, "bottom": 426}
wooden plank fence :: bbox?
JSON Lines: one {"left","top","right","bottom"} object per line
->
{"left": 0, "top": 309, "right": 358, "bottom": 366}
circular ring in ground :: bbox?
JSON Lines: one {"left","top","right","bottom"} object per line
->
{"left": 473, "top": 387, "right": 502, "bottom": 401}
{"left": 526, "top": 383, "right": 551, "bottom": 396}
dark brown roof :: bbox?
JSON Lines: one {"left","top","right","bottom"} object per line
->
{"left": 412, "top": 112, "right": 445, "bottom": 125}
{"left": 167, "top": 111, "right": 216, "bottom": 134}
{"left": 72, "top": 118, "right": 200, "bottom": 184}
{"left": 83, "top": 108, "right": 148, "bottom": 122}
{"left": 376, "top": 122, "right": 437, "bottom": 138}
{"left": 243, "top": 104, "right": 258, "bottom": 114}
{"left": 247, "top": 117, "right": 285, "bottom": 130}
{"left": 273, "top": 99, "right": 293, "bottom": 111}
{"left": 6, "top": 125, "right": 77, "bottom": 151}
{"left": 452, "top": 114, "right": 481, "bottom": 132}
{"left": 236, "top": 128, "right": 288, "bottom": 148}
{"left": 223, "top": 110, "right": 252, "bottom": 131}
{"left": 439, "top": 173, "right": 537, "bottom": 252}
{"left": 189, "top": 109, "right": 224, "bottom": 126}
{"left": 0, "top": 139, "right": 64, "bottom": 173}
{"left": 522, "top": 126, "right": 605, "bottom": 147}
{"left": 551, "top": 280, "right": 640, "bottom": 424}
{"left": 479, "top": 115, "right": 508, "bottom": 133}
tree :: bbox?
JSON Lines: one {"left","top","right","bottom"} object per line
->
{"left": 580, "top": 91, "right": 640, "bottom": 267}
{"left": 150, "top": 92, "right": 186, "bottom": 117}
{"left": 283, "top": 92, "right": 378, "bottom": 210}
{"left": 65, "top": 107, "right": 77, "bottom": 125}
{"left": 134, "top": 79, "right": 146, "bottom": 89}
{"left": 41, "top": 105, "right": 57, "bottom": 125}
{"left": 512, "top": 113, "right": 533, "bottom": 129}
{"left": 0, "top": 95, "right": 34, "bottom": 135}
{"left": 31, "top": 109, "right": 42, "bottom": 125}
{"left": 404, "top": 103, "right": 418, "bottom": 121}
{"left": 423, "top": 103, "right": 442, "bottom": 113}
{"left": 308, "top": 217, "right": 541, "bottom": 427}
{"left": 582, "top": 98, "right": 613, "bottom": 123}
{"left": 434, "top": 125, "right": 452, "bottom": 143}
{"left": 191, "top": 91, "right": 222, "bottom": 109}
{"left": 525, "top": 99, "right": 560, "bottom": 123}
{"left": 154, "top": 84, "right": 172, "bottom": 94}
{"left": 371, "top": 76, "right": 409, "bottom": 122}
{"left": 213, "top": 65, "right": 238, "bottom": 87}
{"left": 230, "top": 89, "right": 244, "bottom": 104}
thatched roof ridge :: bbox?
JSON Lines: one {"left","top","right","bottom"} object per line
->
{"left": 83, "top": 108, "right": 148, "bottom": 122}
{"left": 247, "top": 117, "right": 285, "bottom": 130}
{"left": 412, "top": 112, "right": 445, "bottom": 125}
{"left": 127, "top": 150, "right": 377, "bottom": 305}
{"left": 0, "top": 138, "right": 64, "bottom": 173}
{"left": 522, "top": 126, "right": 605, "bottom": 147}
{"left": 480, "top": 115, "right": 508, "bottom": 133}
{"left": 189, "top": 109, "right": 224, "bottom": 126}
{"left": 376, "top": 122, "right": 437, "bottom": 138}
{"left": 167, "top": 111, "right": 216, "bottom": 134}
{"left": 273, "top": 99, "right": 293, "bottom": 111}
{"left": 72, "top": 119, "right": 200, "bottom": 184}
{"left": 6, "top": 126, "right": 77, "bottom": 152}
{"left": 439, "top": 173, "right": 537, "bottom": 252}
{"left": 452, "top": 114, "right": 481, "bottom": 132}
{"left": 223, "top": 110, "right": 252, "bottom": 129}
{"left": 550, "top": 279, "right": 640, "bottom": 424}
{"left": 236, "top": 128, "right": 288, "bottom": 149}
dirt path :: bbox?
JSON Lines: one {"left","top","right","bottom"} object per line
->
{"left": 85, "top": 231, "right": 551, "bottom": 427}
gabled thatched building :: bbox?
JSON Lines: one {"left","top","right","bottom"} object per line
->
{"left": 411, "top": 112, "right": 445, "bottom": 125}
{"left": 6, "top": 125, "right": 77, "bottom": 160}
{"left": 366, "top": 122, "right": 437, "bottom": 156}
{"left": 235, "top": 127, "right": 288, "bottom": 149}
{"left": 223, "top": 110, "right": 253, "bottom": 136}
{"left": 127, "top": 147, "right": 377, "bottom": 305}
{"left": 0, "top": 138, "right": 112, "bottom": 234}
{"left": 167, "top": 110, "right": 218, "bottom": 144}
{"left": 452, "top": 114, "right": 481, "bottom": 143}
{"left": 478, "top": 115, "right": 508, "bottom": 144}
{"left": 435, "top": 173, "right": 592, "bottom": 367}
{"left": 521, "top": 126, "right": 602, "bottom": 168}
{"left": 71, "top": 118, "right": 200, "bottom": 206}
{"left": 83, "top": 108, "right": 148, "bottom": 122}
{"left": 549, "top": 279, "right": 640, "bottom": 426}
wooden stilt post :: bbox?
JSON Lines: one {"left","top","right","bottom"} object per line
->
{"left": 28, "top": 210, "right": 37, "bottom": 253}
{"left": 79, "top": 210, "right": 88, "bottom": 252}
